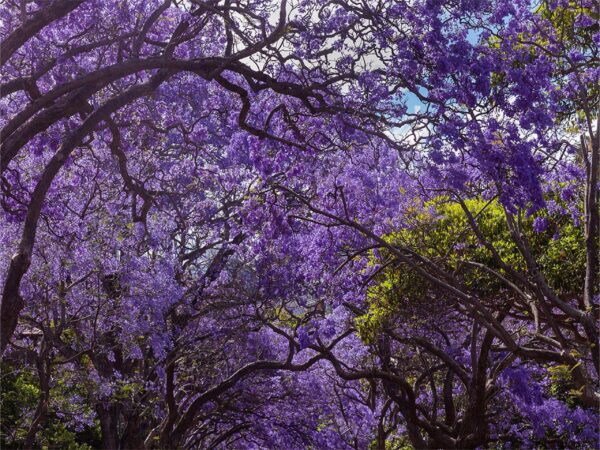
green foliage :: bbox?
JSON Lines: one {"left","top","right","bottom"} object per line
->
{"left": 538, "top": 221, "right": 586, "bottom": 295}
{"left": 356, "top": 197, "right": 585, "bottom": 340}
{"left": 537, "top": 0, "right": 600, "bottom": 121}
{"left": 368, "top": 435, "right": 414, "bottom": 450}
{"left": 0, "top": 363, "right": 101, "bottom": 449}
{"left": 0, "top": 365, "right": 39, "bottom": 447}
{"left": 547, "top": 362, "right": 585, "bottom": 408}
{"left": 537, "top": 1, "right": 599, "bottom": 48}
{"left": 37, "top": 418, "right": 96, "bottom": 450}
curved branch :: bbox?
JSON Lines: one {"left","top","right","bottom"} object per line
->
{"left": 0, "top": 0, "right": 85, "bottom": 67}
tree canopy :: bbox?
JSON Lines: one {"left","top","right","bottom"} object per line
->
{"left": 0, "top": 0, "right": 598, "bottom": 448}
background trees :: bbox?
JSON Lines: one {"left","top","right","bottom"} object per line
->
{"left": 1, "top": 0, "right": 598, "bottom": 448}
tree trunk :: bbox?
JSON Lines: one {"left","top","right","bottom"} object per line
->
{"left": 97, "top": 403, "right": 121, "bottom": 450}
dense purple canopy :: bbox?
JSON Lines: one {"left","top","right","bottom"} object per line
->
{"left": 1, "top": 0, "right": 598, "bottom": 448}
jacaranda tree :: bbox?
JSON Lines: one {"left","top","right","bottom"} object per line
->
{"left": 1, "top": 0, "right": 598, "bottom": 448}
